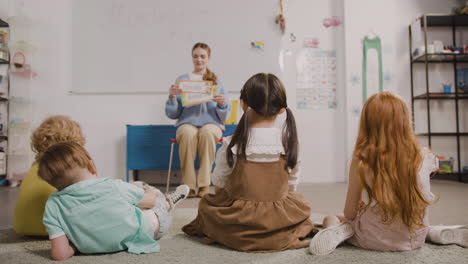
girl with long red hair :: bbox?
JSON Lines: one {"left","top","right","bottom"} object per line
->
{"left": 309, "top": 92, "right": 467, "bottom": 255}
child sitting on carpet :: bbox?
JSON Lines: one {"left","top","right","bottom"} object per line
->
{"left": 309, "top": 92, "right": 468, "bottom": 255}
{"left": 13, "top": 115, "right": 85, "bottom": 236}
{"left": 182, "top": 73, "right": 318, "bottom": 252}
{"left": 39, "top": 141, "right": 189, "bottom": 261}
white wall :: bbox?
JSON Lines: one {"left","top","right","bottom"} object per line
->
{"left": 281, "top": 0, "right": 346, "bottom": 182}
{"left": 71, "top": 0, "right": 282, "bottom": 95}
{"left": 0, "top": 0, "right": 462, "bottom": 183}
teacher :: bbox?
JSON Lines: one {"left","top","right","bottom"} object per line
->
{"left": 165, "top": 42, "right": 230, "bottom": 198}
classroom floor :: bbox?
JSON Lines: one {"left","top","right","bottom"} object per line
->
{"left": 1, "top": 180, "right": 466, "bottom": 230}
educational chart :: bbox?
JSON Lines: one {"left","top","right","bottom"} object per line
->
{"left": 296, "top": 48, "right": 337, "bottom": 109}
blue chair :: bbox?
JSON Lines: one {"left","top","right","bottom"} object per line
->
{"left": 126, "top": 125, "right": 236, "bottom": 192}
{"left": 126, "top": 125, "right": 179, "bottom": 183}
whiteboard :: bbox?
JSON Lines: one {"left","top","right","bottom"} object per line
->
{"left": 71, "top": 0, "right": 282, "bottom": 94}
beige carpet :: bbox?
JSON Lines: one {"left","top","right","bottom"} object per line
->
{"left": 0, "top": 208, "right": 466, "bottom": 264}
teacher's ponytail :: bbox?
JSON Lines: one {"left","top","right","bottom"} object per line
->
{"left": 204, "top": 68, "right": 218, "bottom": 85}
{"left": 192, "top": 42, "right": 218, "bottom": 85}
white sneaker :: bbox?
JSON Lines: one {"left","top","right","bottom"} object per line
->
{"left": 428, "top": 225, "right": 468, "bottom": 248}
{"left": 309, "top": 222, "right": 354, "bottom": 255}
{"left": 165, "top": 185, "right": 189, "bottom": 211}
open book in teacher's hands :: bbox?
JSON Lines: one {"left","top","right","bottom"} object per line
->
{"left": 179, "top": 80, "right": 218, "bottom": 107}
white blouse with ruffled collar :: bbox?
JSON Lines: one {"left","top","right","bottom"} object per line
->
{"left": 211, "top": 123, "right": 301, "bottom": 191}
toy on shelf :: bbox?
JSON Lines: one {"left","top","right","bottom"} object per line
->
{"left": 456, "top": 68, "right": 468, "bottom": 93}
{"left": 442, "top": 83, "right": 452, "bottom": 94}
{"left": 0, "top": 46, "right": 7, "bottom": 62}
{"left": 454, "top": 1, "right": 468, "bottom": 15}
{"left": 463, "top": 166, "right": 468, "bottom": 173}
{"left": 438, "top": 156, "right": 454, "bottom": 173}
{"left": 0, "top": 177, "right": 8, "bottom": 186}
{"left": 0, "top": 30, "right": 6, "bottom": 44}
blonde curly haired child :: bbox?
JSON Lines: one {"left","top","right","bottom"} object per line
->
{"left": 13, "top": 115, "right": 85, "bottom": 236}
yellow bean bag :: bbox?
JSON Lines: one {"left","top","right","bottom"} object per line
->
{"left": 13, "top": 162, "right": 56, "bottom": 236}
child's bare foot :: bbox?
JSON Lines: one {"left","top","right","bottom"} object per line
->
{"left": 198, "top": 186, "right": 210, "bottom": 197}
{"left": 188, "top": 189, "right": 197, "bottom": 198}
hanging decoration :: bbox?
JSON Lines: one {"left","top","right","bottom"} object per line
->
{"left": 303, "top": 37, "right": 320, "bottom": 48}
{"left": 289, "top": 33, "right": 296, "bottom": 42}
{"left": 251, "top": 41, "right": 265, "bottom": 50}
{"left": 350, "top": 74, "right": 360, "bottom": 86}
{"left": 352, "top": 105, "right": 361, "bottom": 116}
{"left": 275, "top": 0, "right": 286, "bottom": 34}
{"left": 323, "top": 16, "right": 343, "bottom": 28}
{"left": 362, "top": 33, "right": 383, "bottom": 103}
{"left": 384, "top": 71, "right": 394, "bottom": 86}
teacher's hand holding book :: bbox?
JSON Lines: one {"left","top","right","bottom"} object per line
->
{"left": 213, "top": 94, "right": 226, "bottom": 107}
{"left": 169, "top": 84, "right": 183, "bottom": 99}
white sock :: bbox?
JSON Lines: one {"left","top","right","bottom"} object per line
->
{"left": 427, "top": 225, "right": 468, "bottom": 248}
{"left": 309, "top": 222, "right": 355, "bottom": 255}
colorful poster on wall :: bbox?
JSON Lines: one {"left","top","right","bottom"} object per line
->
{"left": 296, "top": 48, "right": 337, "bottom": 109}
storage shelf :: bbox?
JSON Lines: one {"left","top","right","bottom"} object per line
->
{"left": 431, "top": 172, "right": 468, "bottom": 182}
{"left": 413, "top": 93, "right": 468, "bottom": 100}
{"left": 0, "top": 19, "right": 8, "bottom": 28}
{"left": 421, "top": 14, "right": 468, "bottom": 27}
{"left": 416, "top": 132, "right": 468, "bottom": 137}
{"left": 410, "top": 14, "right": 468, "bottom": 183}
{"left": 412, "top": 53, "right": 468, "bottom": 63}
{"left": 0, "top": 59, "right": 9, "bottom": 64}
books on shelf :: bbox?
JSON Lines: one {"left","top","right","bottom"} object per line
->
{"left": 456, "top": 68, "right": 468, "bottom": 93}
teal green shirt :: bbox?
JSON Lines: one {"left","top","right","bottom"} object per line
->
{"left": 43, "top": 178, "right": 159, "bottom": 254}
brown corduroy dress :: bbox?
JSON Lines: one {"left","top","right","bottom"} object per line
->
{"left": 182, "top": 157, "right": 318, "bottom": 252}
